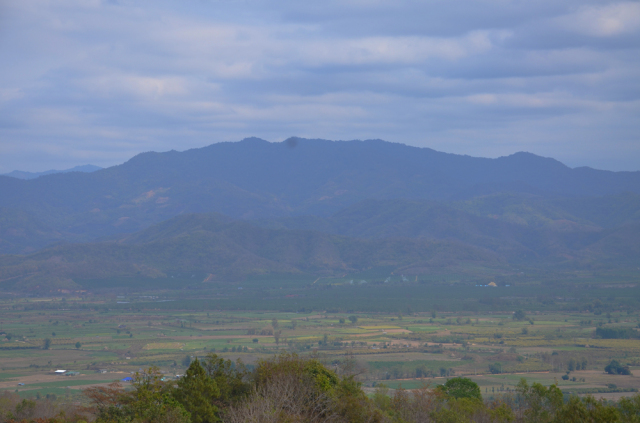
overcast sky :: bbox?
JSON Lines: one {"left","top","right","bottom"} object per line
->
{"left": 0, "top": 0, "right": 639, "bottom": 173}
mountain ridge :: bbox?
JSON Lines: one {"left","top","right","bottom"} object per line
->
{"left": 1, "top": 139, "right": 638, "bottom": 239}
{"left": 0, "top": 212, "right": 506, "bottom": 291}
{"left": 2, "top": 164, "right": 102, "bottom": 180}
{"left": 0, "top": 138, "right": 639, "bottom": 279}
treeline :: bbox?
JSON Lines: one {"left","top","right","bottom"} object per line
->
{"left": 3, "top": 353, "right": 640, "bottom": 422}
{"left": 595, "top": 327, "right": 639, "bottom": 339}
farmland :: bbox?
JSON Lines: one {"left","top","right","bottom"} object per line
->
{"left": 2, "top": 291, "right": 640, "bottom": 403}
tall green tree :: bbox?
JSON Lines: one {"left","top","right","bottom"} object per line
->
{"left": 516, "top": 378, "right": 563, "bottom": 423}
{"left": 90, "top": 368, "right": 190, "bottom": 423}
{"left": 175, "top": 359, "right": 220, "bottom": 423}
{"left": 201, "top": 354, "right": 251, "bottom": 409}
{"left": 554, "top": 395, "right": 620, "bottom": 423}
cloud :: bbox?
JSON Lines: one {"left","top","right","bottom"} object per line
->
{"left": 0, "top": 0, "right": 638, "bottom": 172}
{"left": 556, "top": 2, "right": 640, "bottom": 37}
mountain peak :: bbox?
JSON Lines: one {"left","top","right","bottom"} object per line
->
{"left": 239, "top": 137, "right": 270, "bottom": 144}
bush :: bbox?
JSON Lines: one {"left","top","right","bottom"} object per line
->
{"left": 488, "top": 363, "right": 502, "bottom": 374}
{"left": 605, "top": 360, "right": 631, "bottom": 375}
{"left": 437, "top": 377, "right": 482, "bottom": 400}
{"left": 513, "top": 310, "right": 527, "bottom": 320}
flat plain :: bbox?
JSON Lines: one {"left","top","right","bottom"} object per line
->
{"left": 2, "top": 292, "right": 640, "bottom": 403}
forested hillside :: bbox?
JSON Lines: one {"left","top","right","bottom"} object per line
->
{"left": 1, "top": 138, "right": 639, "bottom": 253}
{"left": 0, "top": 139, "right": 639, "bottom": 291}
{"left": 0, "top": 213, "right": 504, "bottom": 290}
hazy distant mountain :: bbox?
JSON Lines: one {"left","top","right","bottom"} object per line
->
{"left": 3, "top": 201, "right": 638, "bottom": 291}
{"left": 0, "top": 138, "right": 639, "bottom": 247}
{"left": 0, "top": 138, "right": 638, "bottom": 286}
{"left": 0, "top": 207, "right": 69, "bottom": 254}
{"left": 2, "top": 164, "right": 102, "bottom": 180}
{"left": 0, "top": 213, "right": 504, "bottom": 291}
{"left": 254, "top": 194, "right": 640, "bottom": 262}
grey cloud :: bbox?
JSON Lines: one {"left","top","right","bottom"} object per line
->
{"left": 0, "top": 0, "right": 638, "bottom": 172}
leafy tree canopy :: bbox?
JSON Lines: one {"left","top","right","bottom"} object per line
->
{"left": 437, "top": 377, "right": 482, "bottom": 400}
{"left": 605, "top": 360, "right": 631, "bottom": 375}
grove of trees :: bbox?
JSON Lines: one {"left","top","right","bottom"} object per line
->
{"left": 3, "top": 353, "right": 640, "bottom": 422}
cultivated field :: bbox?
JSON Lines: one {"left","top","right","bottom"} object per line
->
{"left": 2, "top": 296, "right": 640, "bottom": 402}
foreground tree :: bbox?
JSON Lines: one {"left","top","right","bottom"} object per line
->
{"left": 515, "top": 378, "right": 563, "bottom": 423}
{"left": 86, "top": 368, "right": 190, "bottom": 423}
{"left": 200, "top": 353, "right": 251, "bottom": 410}
{"left": 227, "top": 353, "right": 382, "bottom": 423}
{"left": 174, "top": 359, "right": 220, "bottom": 423}
{"left": 80, "top": 356, "right": 640, "bottom": 423}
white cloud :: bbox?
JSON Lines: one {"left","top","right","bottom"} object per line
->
{"left": 556, "top": 2, "right": 640, "bottom": 37}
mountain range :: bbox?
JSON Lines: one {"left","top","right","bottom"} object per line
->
{"left": 1, "top": 138, "right": 639, "bottom": 291}
{"left": 2, "top": 164, "right": 102, "bottom": 180}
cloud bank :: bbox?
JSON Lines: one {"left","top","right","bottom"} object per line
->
{"left": 0, "top": 0, "right": 639, "bottom": 172}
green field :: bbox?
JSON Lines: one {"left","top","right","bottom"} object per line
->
{"left": 2, "top": 292, "right": 640, "bottom": 402}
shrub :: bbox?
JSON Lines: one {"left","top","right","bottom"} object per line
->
{"left": 488, "top": 363, "right": 502, "bottom": 374}
{"left": 436, "top": 377, "right": 482, "bottom": 400}
{"left": 605, "top": 360, "right": 631, "bottom": 375}
{"left": 513, "top": 310, "right": 527, "bottom": 321}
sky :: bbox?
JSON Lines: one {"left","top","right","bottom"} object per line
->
{"left": 0, "top": 0, "right": 639, "bottom": 173}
